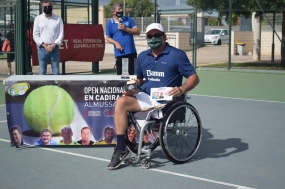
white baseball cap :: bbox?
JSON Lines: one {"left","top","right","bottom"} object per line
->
{"left": 146, "top": 23, "right": 164, "bottom": 33}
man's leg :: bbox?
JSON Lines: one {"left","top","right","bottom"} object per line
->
{"left": 7, "top": 53, "right": 14, "bottom": 75}
{"left": 114, "top": 95, "right": 141, "bottom": 135}
{"left": 38, "top": 47, "right": 49, "bottom": 75}
{"left": 50, "top": 47, "right": 60, "bottom": 75}
{"left": 107, "top": 95, "right": 141, "bottom": 170}
{"left": 115, "top": 56, "right": 122, "bottom": 75}
{"left": 128, "top": 53, "right": 137, "bottom": 75}
{"left": 7, "top": 62, "right": 12, "bottom": 75}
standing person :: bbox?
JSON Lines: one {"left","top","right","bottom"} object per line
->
{"left": 106, "top": 2, "right": 140, "bottom": 75}
{"left": 34, "top": 129, "right": 57, "bottom": 145}
{"left": 0, "top": 32, "right": 5, "bottom": 55}
{"left": 106, "top": 23, "right": 200, "bottom": 170}
{"left": 33, "top": 0, "right": 63, "bottom": 75}
{"left": 6, "top": 24, "right": 15, "bottom": 75}
{"left": 77, "top": 126, "right": 95, "bottom": 145}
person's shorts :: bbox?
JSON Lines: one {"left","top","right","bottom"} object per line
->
{"left": 7, "top": 53, "right": 15, "bottom": 62}
{"left": 116, "top": 53, "right": 137, "bottom": 75}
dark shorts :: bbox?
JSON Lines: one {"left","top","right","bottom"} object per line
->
{"left": 7, "top": 53, "right": 15, "bottom": 62}
{"left": 116, "top": 53, "right": 137, "bottom": 75}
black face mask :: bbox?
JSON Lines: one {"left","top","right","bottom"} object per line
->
{"left": 43, "top": 6, "right": 52, "bottom": 14}
{"left": 116, "top": 11, "right": 123, "bottom": 18}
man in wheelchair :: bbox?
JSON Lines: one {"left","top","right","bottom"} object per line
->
{"left": 107, "top": 23, "right": 200, "bottom": 170}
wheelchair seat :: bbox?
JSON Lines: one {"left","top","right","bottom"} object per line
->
{"left": 132, "top": 94, "right": 187, "bottom": 121}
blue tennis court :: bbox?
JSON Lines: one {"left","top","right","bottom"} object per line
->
{"left": 1, "top": 70, "right": 285, "bottom": 189}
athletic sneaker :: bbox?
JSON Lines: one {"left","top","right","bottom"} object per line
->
{"left": 107, "top": 148, "right": 131, "bottom": 170}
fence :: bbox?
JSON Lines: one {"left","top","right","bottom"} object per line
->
{"left": 0, "top": 1, "right": 284, "bottom": 76}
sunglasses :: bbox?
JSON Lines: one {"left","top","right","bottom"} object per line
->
{"left": 42, "top": 5, "right": 52, "bottom": 9}
{"left": 146, "top": 33, "right": 163, "bottom": 39}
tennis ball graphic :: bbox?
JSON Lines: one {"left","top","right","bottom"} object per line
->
{"left": 23, "top": 85, "right": 75, "bottom": 135}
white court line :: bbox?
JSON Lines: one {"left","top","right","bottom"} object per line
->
{"left": 190, "top": 94, "right": 285, "bottom": 104}
{"left": 0, "top": 120, "right": 7, "bottom": 123}
{"left": 150, "top": 169, "right": 255, "bottom": 189}
{"left": 0, "top": 138, "right": 255, "bottom": 189}
{"left": 0, "top": 104, "right": 6, "bottom": 106}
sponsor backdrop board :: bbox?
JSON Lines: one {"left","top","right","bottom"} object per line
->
{"left": 4, "top": 75, "right": 127, "bottom": 146}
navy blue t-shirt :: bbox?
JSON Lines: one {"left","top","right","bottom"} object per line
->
{"left": 135, "top": 43, "right": 196, "bottom": 95}
{"left": 106, "top": 16, "right": 137, "bottom": 57}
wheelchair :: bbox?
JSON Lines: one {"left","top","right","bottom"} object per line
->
{"left": 125, "top": 95, "right": 202, "bottom": 168}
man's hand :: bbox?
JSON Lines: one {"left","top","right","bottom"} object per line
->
{"left": 118, "top": 23, "right": 125, "bottom": 31}
{"left": 115, "top": 42, "right": 124, "bottom": 51}
{"left": 106, "top": 37, "right": 124, "bottom": 51}
{"left": 123, "top": 90, "right": 137, "bottom": 97}
{"left": 167, "top": 74, "right": 200, "bottom": 97}
{"left": 43, "top": 43, "right": 54, "bottom": 53}
{"left": 167, "top": 87, "right": 183, "bottom": 97}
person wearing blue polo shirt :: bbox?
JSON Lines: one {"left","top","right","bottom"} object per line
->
{"left": 106, "top": 2, "right": 140, "bottom": 75}
{"left": 34, "top": 129, "right": 57, "bottom": 145}
{"left": 107, "top": 23, "right": 200, "bottom": 170}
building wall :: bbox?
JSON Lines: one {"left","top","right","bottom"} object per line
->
{"left": 261, "top": 31, "right": 282, "bottom": 56}
{"left": 53, "top": 5, "right": 105, "bottom": 29}
{"left": 231, "top": 31, "right": 281, "bottom": 56}
{"left": 231, "top": 31, "right": 254, "bottom": 55}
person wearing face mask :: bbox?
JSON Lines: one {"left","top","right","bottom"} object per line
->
{"left": 106, "top": 23, "right": 200, "bottom": 170}
{"left": 33, "top": 0, "right": 63, "bottom": 75}
{"left": 106, "top": 2, "right": 140, "bottom": 76}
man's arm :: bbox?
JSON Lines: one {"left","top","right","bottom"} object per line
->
{"left": 106, "top": 36, "right": 119, "bottom": 46}
{"left": 54, "top": 17, "right": 64, "bottom": 45}
{"left": 106, "top": 26, "right": 140, "bottom": 50}
{"left": 167, "top": 73, "right": 200, "bottom": 97}
{"left": 120, "top": 25, "right": 140, "bottom": 35}
{"left": 32, "top": 17, "right": 43, "bottom": 45}
{"left": 137, "top": 78, "right": 144, "bottom": 86}
{"left": 106, "top": 36, "right": 123, "bottom": 51}
{"left": 179, "top": 74, "right": 200, "bottom": 94}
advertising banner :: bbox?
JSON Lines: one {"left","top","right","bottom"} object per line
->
{"left": 32, "top": 24, "right": 105, "bottom": 66}
{"left": 5, "top": 76, "right": 126, "bottom": 147}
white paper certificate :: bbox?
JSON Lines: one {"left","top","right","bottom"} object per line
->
{"left": 150, "top": 87, "right": 173, "bottom": 101}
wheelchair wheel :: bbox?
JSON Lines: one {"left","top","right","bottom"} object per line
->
{"left": 159, "top": 102, "right": 202, "bottom": 164}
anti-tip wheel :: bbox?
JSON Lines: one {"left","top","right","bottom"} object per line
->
{"left": 141, "top": 158, "right": 151, "bottom": 169}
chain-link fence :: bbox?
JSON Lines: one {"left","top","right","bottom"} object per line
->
{"left": 197, "top": 2, "right": 283, "bottom": 68}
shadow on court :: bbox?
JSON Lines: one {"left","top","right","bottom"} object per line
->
{"left": 191, "top": 128, "right": 249, "bottom": 161}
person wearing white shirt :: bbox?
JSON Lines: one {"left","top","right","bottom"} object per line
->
{"left": 33, "top": 0, "right": 63, "bottom": 75}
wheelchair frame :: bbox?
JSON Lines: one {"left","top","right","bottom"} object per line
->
{"left": 125, "top": 98, "right": 202, "bottom": 168}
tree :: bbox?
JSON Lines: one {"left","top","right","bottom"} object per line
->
{"left": 208, "top": 19, "right": 219, "bottom": 26}
{"left": 104, "top": 0, "right": 154, "bottom": 18}
{"left": 186, "top": 0, "right": 285, "bottom": 64}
